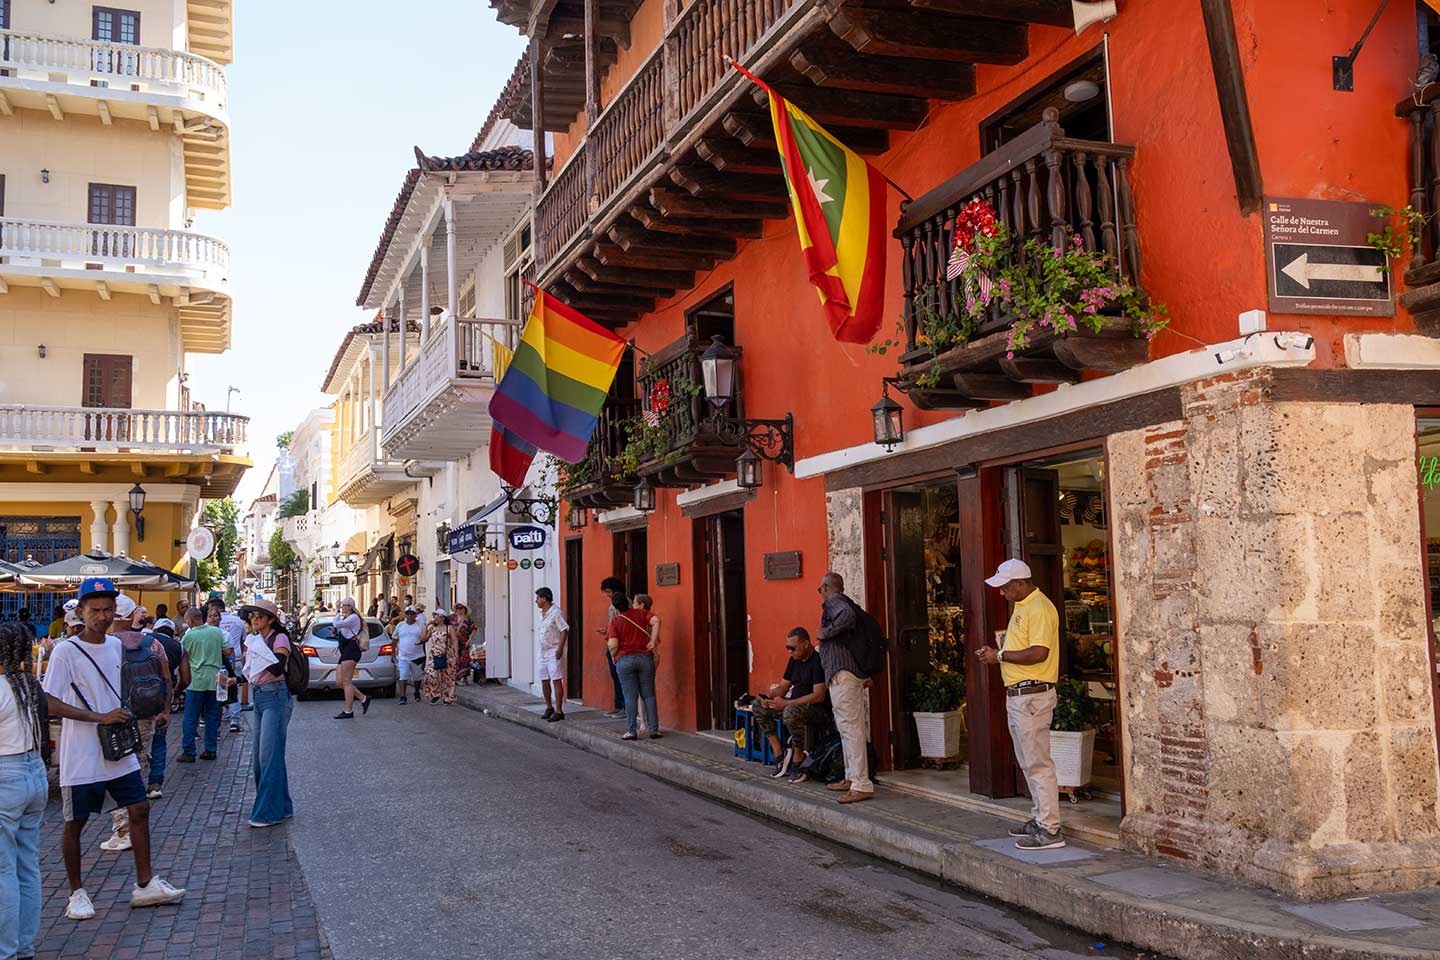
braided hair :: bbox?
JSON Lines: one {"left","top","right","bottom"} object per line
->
{"left": 0, "top": 622, "right": 44, "bottom": 754}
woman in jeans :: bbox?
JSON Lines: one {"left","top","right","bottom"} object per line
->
{"left": 240, "top": 600, "right": 294, "bottom": 829}
{"left": 604, "top": 592, "right": 661, "bottom": 741}
{"left": 0, "top": 622, "right": 47, "bottom": 960}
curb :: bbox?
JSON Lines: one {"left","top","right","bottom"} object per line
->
{"left": 459, "top": 690, "right": 1434, "bottom": 960}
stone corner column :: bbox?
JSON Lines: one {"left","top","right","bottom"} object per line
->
{"left": 1108, "top": 366, "right": 1440, "bottom": 900}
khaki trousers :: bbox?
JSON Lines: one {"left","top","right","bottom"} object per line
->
{"left": 1005, "top": 687, "right": 1060, "bottom": 834}
{"left": 829, "top": 670, "right": 873, "bottom": 794}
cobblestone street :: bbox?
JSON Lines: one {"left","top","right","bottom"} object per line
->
{"left": 31, "top": 714, "right": 329, "bottom": 960}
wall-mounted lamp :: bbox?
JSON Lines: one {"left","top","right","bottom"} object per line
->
{"left": 40, "top": 169, "right": 50, "bottom": 184}
{"left": 36, "top": 344, "right": 46, "bottom": 360}
{"left": 128, "top": 483, "right": 147, "bottom": 542}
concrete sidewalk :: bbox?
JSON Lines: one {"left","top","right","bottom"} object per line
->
{"left": 456, "top": 682, "right": 1440, "bottom": 960}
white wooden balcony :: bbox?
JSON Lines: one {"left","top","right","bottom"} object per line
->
{"left": 0, "top": 29, "right": 232, "bottom": 209}
{"left": 336, "top": 426, "right": 413, "bottom": 507}
{"left": 0, "top": 217, "right": 232, "bottom": 353}
{"left": 0, "top": 405, "right": 247, "bottom": 455}
{"left": 381, "top": 317, "right": 522, "bottom": 461}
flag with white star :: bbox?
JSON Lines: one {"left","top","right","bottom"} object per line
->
{"left": 731, "top": 64, "right": 888, "bottom": 344}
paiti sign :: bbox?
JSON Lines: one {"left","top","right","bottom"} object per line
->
{"left": 1262, "top": 197, "right": 1393, "bottom": 317}
{"left": 508, "top": 525, "right": 547, "bottom": 551}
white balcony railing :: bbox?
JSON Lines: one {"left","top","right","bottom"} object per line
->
{"left": 0, "top": 405, "right": 248, "bottom": 454}
{"left": 0, "top": 217, "right": 230, "bottom": 284}
{"left": 382, "top": 317, "right": 520, "bottom": 440}
{"left": 0, "top": 29, "right": 227, "bottom": 106}
{"left": 281, "top": 514, "right": 311, "bottom": 542}
{"left": 339, "top": 427, "right": 381, "bottom": 488}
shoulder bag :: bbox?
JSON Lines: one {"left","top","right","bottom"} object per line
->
{"left": 65, "top": 641, "right": 142, "bottom": 762}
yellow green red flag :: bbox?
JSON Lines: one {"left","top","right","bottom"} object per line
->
{"left": 732, "top": 63, "right": 888, "bottom": 344}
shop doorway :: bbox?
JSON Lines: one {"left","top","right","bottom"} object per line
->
{"left": 564, "top": 536, "right": 585, "bottom": 699}
{"left": 883, "top": 480, "right": 967, "bottom": 769}
{"left": 1418, "top": 417, "right": 1440, "bottom": 752}
{"left": 613, "top": 528, "right": 648, "bottom": 597}
{"left": 1002, "top": 450, "right": 1121, "bottom": 799}
{"left": 697, "top": 510, "right": 748, "bottom": 730}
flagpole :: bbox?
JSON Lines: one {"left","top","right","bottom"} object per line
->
{"left": 722, "top": 54, "right": 913, "bottom": 202}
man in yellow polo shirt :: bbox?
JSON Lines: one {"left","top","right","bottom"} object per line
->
{"left": 977, "top": 558, "right": 1063, "bottom": 850}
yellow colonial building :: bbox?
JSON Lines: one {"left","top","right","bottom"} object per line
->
{"left": 0, "top": 0, "right": 245, "bottom": 617}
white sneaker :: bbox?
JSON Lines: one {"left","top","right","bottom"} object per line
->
{"left": 100, "top": 832, "right": 132, "bottom": 852}
{"left": 146, "top": 786, "right": 163, "bottom": 800}
{"left": 130, "top": 876, "right": 186, "bottom": 908}
{"left": 66, "top": 888, "right": 96, "bottom": 920}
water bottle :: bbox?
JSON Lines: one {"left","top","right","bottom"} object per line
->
{"left": 216, "top": 667, "right": 229, "bottom": 703}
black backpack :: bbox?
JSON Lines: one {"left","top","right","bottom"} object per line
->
{"left": 840, "top": 597, "right": 888, "bottom": 679}
{"left": 265, "top": 632, "right": 308, "bottom": 697}
{"left": 120, "top": 641, "right": 169, "bottom": 719}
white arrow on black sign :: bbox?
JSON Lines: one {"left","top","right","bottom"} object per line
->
{"left": 1280, "top": 252, "right": 1383, "bottom": 290}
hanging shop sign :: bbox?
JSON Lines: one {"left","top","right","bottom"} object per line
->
{"left": 448, "top": 524, "right": 478, "bottom": 555}
{"left": 396, "top": 553, "right": 421, "bottom": 577}
{"left": 508, "top": 525, "right": 547, "bottom": 551}
{"left": 1262, "top": 197, "right": 1393, "bottom": 317}
{"left": 327, "top": 574, "right": 349, "bottom": 586}
{"left": 763, "top": 551, "right": 802, "bottom": 581}
{"left": 655, "top": 562, "right": 681, "bottom": 586}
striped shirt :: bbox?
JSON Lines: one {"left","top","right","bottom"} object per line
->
{"left": 816, "top": 593, "right": 861, "bottom": 681}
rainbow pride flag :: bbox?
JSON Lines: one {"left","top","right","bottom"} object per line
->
{"left": 488, "top": 291, "right": 627, "bottom": 488}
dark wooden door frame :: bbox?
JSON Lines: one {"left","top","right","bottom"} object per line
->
{"left": 564, "top": 536, "right": 584, "bottom": 700}
{"left": 882, "top": 488, "right": 932, "bottom": 771}
{"left": 960, "top": 467, "right": 1017, "bottom": 798}
{"left": 1417, "top": 408, "right": 1440, "bottom": 766}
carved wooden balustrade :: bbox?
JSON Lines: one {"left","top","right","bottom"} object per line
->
{"left": 633, "top": 337, "right": 745, "bottom": 486}
{"left": 1397, "top": 86, "right": 1440, "bottom": 336}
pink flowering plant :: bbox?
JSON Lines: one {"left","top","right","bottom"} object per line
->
{"left": 908, "top": 201, "right": 1166, "bottom": 383}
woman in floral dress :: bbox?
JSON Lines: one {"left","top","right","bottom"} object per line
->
{"left": 422, "top": 609, "right": 458, "bottom": 704}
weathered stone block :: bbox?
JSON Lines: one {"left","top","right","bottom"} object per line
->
{"left": 1259, "top": 622, "right": 1379, "bottom": 732}
{"left": 1388, "top": 725, "right": 1440, "bottom": 836}
{"left": 1105, "top": 428, "right": 1154, "bottom": 509}
{"left": 1343, "top": 731, "right": 1390, "bottom": 844}
{"left": 1240, "top": 404, "right": 1368, "bottom": 516}
{"left": 1194, "top": 514, "right": 1310, "bottom": 621}
{"left": 1379, "top": 644, "right": 1436, "bottom": 724}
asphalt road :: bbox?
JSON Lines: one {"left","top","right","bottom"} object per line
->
{"left": 284, "top": 696, "right": 1154, "bottom": 960}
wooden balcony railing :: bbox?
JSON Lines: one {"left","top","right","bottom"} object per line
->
{"left": 533, "top": 0, "right": 801, "bottom": 275}
{"left": 536, "top": 141, "right": 590, "bottom": 269}
{"left": 896, "top": 114, "right": 1142, "bottom": 358}
{"left": 634, "top": 337, "right": 745, "bottom": 485}
{"left": 567, "top": 399, "right": 641, "bottom": 510}
{"left": 1398, "top": 88, "right": 1440, "bottom": 335}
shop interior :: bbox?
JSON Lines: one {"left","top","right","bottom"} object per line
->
{"left": 1421, "top": 421, "right": 1440, "bottom": 654}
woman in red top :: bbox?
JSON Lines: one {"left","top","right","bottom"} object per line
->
{"left": 604, "top": 593, "right": 660, "bottom": 741}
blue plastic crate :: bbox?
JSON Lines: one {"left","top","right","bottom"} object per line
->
{"left": 734, "top": 707, "right": 786, "bottom": 765}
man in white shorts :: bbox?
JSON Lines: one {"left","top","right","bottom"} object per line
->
{"left": 390, "top": 607, "right": 426, "bottom": 704}
{"left": 534, "top": 588, "right": 569, "bottom": 723}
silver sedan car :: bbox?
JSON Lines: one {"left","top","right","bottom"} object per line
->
{"left": 299, "top": 616, "right": 397, "bottom": 697}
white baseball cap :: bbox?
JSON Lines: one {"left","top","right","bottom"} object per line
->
{"left": 114, "top": 593, "right": 137, "bottom": 618}
{"left": 984, "top": 558, "right": 1033, "bottom": 588}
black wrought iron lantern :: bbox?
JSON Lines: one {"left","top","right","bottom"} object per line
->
{"left": 633, "top": 478, "right": 656, "bottom": 513}
{"left": 871, "top": 381, "right": 904, "bottom": 451}
{"left": 128, "top": 483, "right": 147, "bottom": 541}
{"left": 699, "top": 335, "right": 740, "bottom": 410}
{"left": 735, "top": 448, "right": 762, "bottom": 490}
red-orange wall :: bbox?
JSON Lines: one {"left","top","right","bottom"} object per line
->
{"left": 564, "top": 0, "right": 1424, "bottom": 730}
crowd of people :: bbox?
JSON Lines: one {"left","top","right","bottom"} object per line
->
{"left": 0, "top": 578, "right": 300, "bottom": 958}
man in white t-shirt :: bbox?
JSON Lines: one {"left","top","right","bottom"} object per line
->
{"left": 208, "top": 598, "right": 248, "bottom": 730}
{"left": 391, "top": 606, "right": 427, "bottom": 704}
{"left": 534, "top": 588, "right": 569, "bottom": 723}
{"left": 42, "top": 577, "right": 186, "bottom": 920}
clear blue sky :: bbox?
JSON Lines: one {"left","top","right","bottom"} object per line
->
{"left": 185, "top": 2, "right": 526, "bottom": 505}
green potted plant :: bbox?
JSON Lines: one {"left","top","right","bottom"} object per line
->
{"left": 1049, "top": 677, "right": 1100, "bottom": 789}
{"left": 907, "top": 670, "right": 966, "bottom": 760}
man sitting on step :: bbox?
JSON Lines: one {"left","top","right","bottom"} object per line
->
{"left": 752, "top": 627, "right": 829, "bottom": 783}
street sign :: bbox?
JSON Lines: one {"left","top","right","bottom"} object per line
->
{"left": 1263, "top": 197, "right": 1393, "bottom": 317}
{"left": 508, "top": 525, "right": 546, "bottom": 551}
{"left": 396, "top": 554, "right": 420, "bottom": 577}
{"left": 186, "top": 527, "right": 215, "bottom": 561}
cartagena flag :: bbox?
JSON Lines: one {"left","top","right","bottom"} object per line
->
{"left": 487, "top": 290, "right": 626, "bottom": 488}
{"left": 733, "top": 63, "right": 887, "bottom": 344}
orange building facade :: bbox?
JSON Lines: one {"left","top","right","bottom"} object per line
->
{"left": 490, "top": 0, "right": 1440, "bottom": 898}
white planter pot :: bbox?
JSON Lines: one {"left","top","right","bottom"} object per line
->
{"left": 913, "top": 709, "right": 964, "bottom": 759}
{"left": 1049, "top": 727, "right": 1097, "bottom": 788}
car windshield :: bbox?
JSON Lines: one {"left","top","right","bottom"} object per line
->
{"left": 310, "top": 622, "right": 383, "bottom": 640}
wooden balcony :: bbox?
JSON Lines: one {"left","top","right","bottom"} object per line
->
{"left": 893, "top": 114, "right": 1149, "bottom": 409}
{"left": 632, "top": 337, "right": 746, "bottom": 486}
{"left": 1396, "top": 86, "right": 1440, "bottom": 337}
{"left": 517, "top": 0, "right": 1076, "bottom": 325}
{"left": 564, "top": 399, "right": 640, "bottom": 510}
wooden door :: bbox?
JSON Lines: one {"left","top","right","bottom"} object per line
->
{"left": 699, "top": 511, "right": 748, "bottom": 730}
{"left": 612, "top": 529, "right": 648, "bottom": 597}
{"left": 1004, "top": 466, "right": 1067, "bottom": 674}
{"left": 884, "top": 490, "right": 931, "bottom": 770}
{"left": 564, "top": 536, "right": 584, "bottom": 698}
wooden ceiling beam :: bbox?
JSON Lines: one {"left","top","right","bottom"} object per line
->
{"left": 906, "top": 0, "right": 1073, "bottom": 27}
{"left": 790, "top": 42, "right": 976, "bottom": 99}
{"left": 565, "top": 270, "right": 677, "bottom": 299}
{"left": 668, "top": 165, "right": 787, "bottom": 201}
{"left": 723, "top": 111, "right": 890, "bottom": 155}
{"left": 695, "top": 138, "right": 782, "bottom": 176}
{"left": 827, "top": 8, "right": 1029, "bottom": 64}
{"left": 751, "top": 82, "right": 929, "bottom": 130}
{"left": 649, "top": 187, "right": 788, "bottom": 221}
{"left": 629, "top": 204, "right": 764, "bottom": 238}
{"left": 607, "top": 222, "right": 738, "bottom": 258}
{"left": 593, "top": 241, "right": 718, "bottom": 272}
{"left": 577, "top": 257, "right": 696, "bottom": 288}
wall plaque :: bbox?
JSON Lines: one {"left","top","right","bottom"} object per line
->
{"left": 655, "top": 562, "right": 681, "bottom": 586}
{"left": 763, "top": 551, "right": 802, "bottom": 580}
